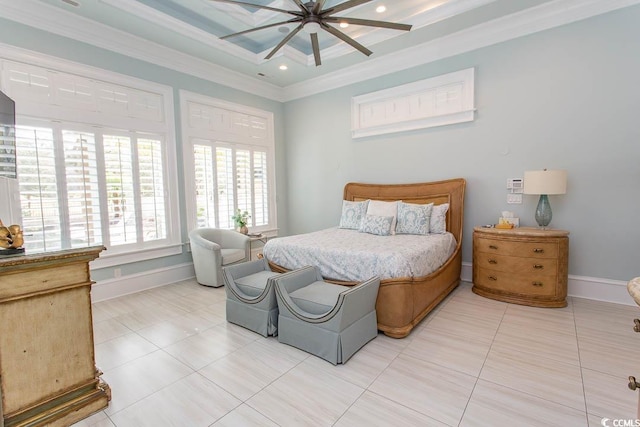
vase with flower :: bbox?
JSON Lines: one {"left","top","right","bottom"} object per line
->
{"left": 232, "top": 209, "right": 250, "bottom": 234}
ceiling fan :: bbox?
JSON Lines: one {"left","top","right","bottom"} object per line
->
{"left": 210, "top": 0, "right": 412, "bottom": 66}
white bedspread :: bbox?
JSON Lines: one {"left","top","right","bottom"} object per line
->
{"left": 263, "top": 227, "right": 457, "bottom": 282}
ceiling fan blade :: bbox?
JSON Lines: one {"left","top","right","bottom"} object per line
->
{"left": 221, "top": 17, "right": 303, "bottom": 39}
{"left": 321, "top": 22, "right": 372, "bottom": 56}
{"left": 265, "top": 24, "right": 303, "bottom": 59}
{"left": 312, "top": 0, "right": 326, "bottom": 14}
{"left": 321, "top": 0, "right": 372, "bottom": 16}
{"left": 325, "top": 17, "right": 412, "bottom": 31}
{"left": 290, "top": 0, "right": 309, "bottom": 13}
{"left": 209, "top": 0, "right": 302, "bottom": 16}
{"left": 311, "top": 32, "right": 321, "bottom": 66}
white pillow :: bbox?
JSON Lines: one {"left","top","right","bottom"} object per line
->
{"left": 338, "top": 200, "right": 369, "bottom": 230}
{"left": 430, "top": 203, "right": 450, "bottom": 234}
{"left": 366, "top": 200, "right": 398, "bottom": 235}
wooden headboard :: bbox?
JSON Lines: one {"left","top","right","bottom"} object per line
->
{"left": 343, "top": 178, "right": 466, "bottom": 244}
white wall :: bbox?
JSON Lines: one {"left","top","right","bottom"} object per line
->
{"left": 282, "top": 6, "right": 640, "bottom": 302}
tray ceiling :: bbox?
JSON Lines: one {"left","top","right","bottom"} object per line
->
{"left": 3, "top": 0, "right": 638, "bottom": 100}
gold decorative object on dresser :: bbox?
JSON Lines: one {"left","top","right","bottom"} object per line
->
{"left": 472, "top": 226, "right": 569, "bottom": 307}
{"left": 0, "top": 246, "right": 110, "bottom": 427}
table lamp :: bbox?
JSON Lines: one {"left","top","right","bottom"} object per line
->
{"left": 523, "top": 169, "right": 567, "bottom": 228}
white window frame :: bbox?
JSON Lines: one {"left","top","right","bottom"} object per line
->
{"left": 180, "top": 90, "right": 277, "bottom": 235}
{"left": 0, "top": 43, "right": 181, "bottom": 268}
{"left": 351, "top": 68, "right": 476, "bottom": 138}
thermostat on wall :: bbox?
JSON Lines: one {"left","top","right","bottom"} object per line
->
{"left": 507, "top": 178, "right": 523, "bottom": 194}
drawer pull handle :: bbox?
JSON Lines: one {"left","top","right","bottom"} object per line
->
{"left": 634, "top": 319, "right": 640, "bottom": 333}
{"left": 533, "top": 248, "right": 545, "bottom": 253}
{"left": 488, "top": 276, "right": 497, "bottom": 281}
{"left": 532, "top": 282, "right": 543, "bottom": 287}
{"left": 489, "top": 245, "right": 498, "bottom": 250}
{"left": 533, "top": 264, "right": 544, "bottom": 270}
{"left": 488, "top": 259, "right": 497, "bottom": 264}
{"left": 629, "top": 376, "right": 640, "bottom": 391}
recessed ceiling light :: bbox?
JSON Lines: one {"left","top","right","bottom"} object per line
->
{"left": 279, "top": 64, "right": 288, "bottom": 71}
{"left": 339, "top": 22, "right": 349, "bottom": 28}
{"left": 376, "top": 5, "right": 386, "bottom": 13}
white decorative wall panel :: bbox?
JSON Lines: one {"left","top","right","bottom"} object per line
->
{"left": 351, "top": 68, "right": 475, "bottom": 138}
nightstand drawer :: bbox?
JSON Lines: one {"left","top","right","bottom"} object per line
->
{"left": 475, "top": 237, "right": 558, "bottom": 259}
{"left": 475, "top": 268, "right": 557, "bottom": 297}
{"left": 474, "top": 254, "right": 558, "bottom": 275}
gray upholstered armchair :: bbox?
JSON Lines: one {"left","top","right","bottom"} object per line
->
{"left": 223, "top": 259, "right": 281, "bottom": 336}
{"left": 188, "top": 228, "right": 250, "bottom": 287}
{"left": 274, "top": 266, "right": 380, "bottom": 365}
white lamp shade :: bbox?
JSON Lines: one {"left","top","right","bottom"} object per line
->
{"left": 523, "top": 170, "right": 567, "bottom": 195}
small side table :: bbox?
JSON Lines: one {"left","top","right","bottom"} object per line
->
{"left": 472, "top": 226, "right": 569, "bottom": 307}
{"left": 248, "top": 233, "right": 268, "bottom": 244}
{"left": 248, "top": 234, "right": 269, "bottom": 260}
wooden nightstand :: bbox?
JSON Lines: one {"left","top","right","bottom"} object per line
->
{"left": 472, "top": 226, "right": 569, "bottom": 307}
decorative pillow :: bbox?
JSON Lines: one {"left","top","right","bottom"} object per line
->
{"left": 396, "top": 202, "right": 433, "bottom": 235}
{"left": 338, "top": 200, "right": 369, "bottom": 230}
{"left": 359, "top": 214, "right": 394, "bottom": 236}
{"left": 430, "top": 203, "right": 450, "bottom": 234}
{"left": 366, "top": 200, "right": 398, "bottom": 235}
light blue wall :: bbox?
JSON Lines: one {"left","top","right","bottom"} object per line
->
{"left": 1, "top": 5, "right": 638, "bottom": 285}
{"left": 0, "top": 18, "right": 287, "bottom": 282}
{"left": 283, "top": 6, "right": 640, "bottom": 282}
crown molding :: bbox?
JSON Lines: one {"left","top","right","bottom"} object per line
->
{"left": 101, "top": 0, "right": 258, "bottom": 63}
{"left": 282, "top": 0, "right": 640, "bottom": 101}
{"left": 408, "top": 0, "right": 496, "bottom": 27}
{"left": 1, "top": 0, "right": 285, "bottom": 101}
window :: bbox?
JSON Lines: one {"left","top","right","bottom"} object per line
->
{"left": 1, "top": 56, "right": 180, "bottom": 266}
{"left": 16, "top": 121, "right": 170, "bottom": 254}
{"left": 193, "top": 143, "right": 270, "bottom": 230}
{"left": 181, "top": 92, "right": 276, "bottom": 234}
{"left": 351, "top": 68, "right": 476, "bottom": 138}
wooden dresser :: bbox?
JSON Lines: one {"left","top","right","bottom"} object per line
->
{"left": 0, "top": 246, "right": 110, "bottom": 427}
{"left": 472, "top": 227, "right": 569, "bottom": 307}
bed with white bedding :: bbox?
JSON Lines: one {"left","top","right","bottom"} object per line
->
{"left": 263, "top": 227, "right": 456, "bottom": 282}
{"left": 265, "top": 179, "right": 466, "bottom": 338}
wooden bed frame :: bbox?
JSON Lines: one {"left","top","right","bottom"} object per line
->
{"left": 269, "top": 178, "right": 466, "bottom": 338}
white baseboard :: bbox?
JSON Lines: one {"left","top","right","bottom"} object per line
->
{"left": 92, "top": 261, "right": 635, "bottom": 307}
{"left": 461, "top": 261, "right": 635, "bottom": 306}
{"left": 461, "top": 261, "right": 473, "bottom": 284}
{"left": 566, "top": 275, "right": 634, "bottom": 306}
{"left": 91, "top": 262, "right": 195, "bottom": 303}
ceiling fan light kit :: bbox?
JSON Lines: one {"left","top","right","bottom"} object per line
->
{"left": 211, "top": 0, "right": 412, "bottom": 66}
{"left": 303, "top": 21, "right": 322, "bottom": 34}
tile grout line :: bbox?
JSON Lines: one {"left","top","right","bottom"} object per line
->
{"left": 571, "top": 296, "right": 591, "bottom": 419}
{"left": 455, "top": 298, "right": 509, "bottom": 426}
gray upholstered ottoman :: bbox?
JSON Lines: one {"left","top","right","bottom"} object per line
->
{"left": 273, "top": 266, "right": 379, "bottom": 365}
{"left": 223, "top": 259, "right": 281, "bottom": 337}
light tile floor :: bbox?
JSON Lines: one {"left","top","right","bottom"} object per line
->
{"left": 73, "top": 281, "right": 640, "bottom": 427}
